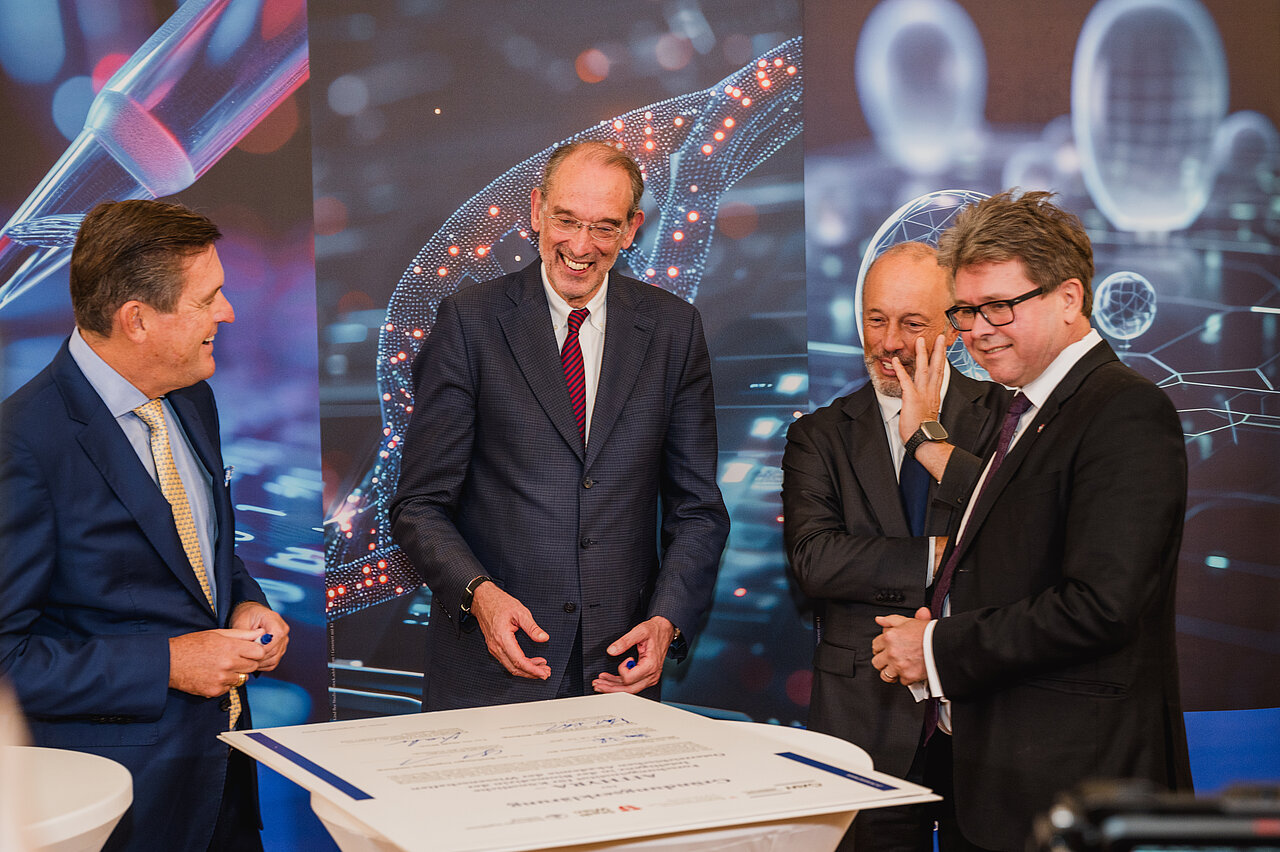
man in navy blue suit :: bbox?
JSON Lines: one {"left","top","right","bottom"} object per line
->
{"left": 392, "top": 142, "right": 730, "bottom": 709}
{"left": 0, "top": 199, "right": 289, "bottom": 851}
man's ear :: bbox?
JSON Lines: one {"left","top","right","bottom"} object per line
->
{"left": 114, "top": 301, "right": 148, "bottom": 344}
{"left": 1058, "top": 278, "right": 1085, "bottom": 322}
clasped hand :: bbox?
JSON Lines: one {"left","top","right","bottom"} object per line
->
{"left": 871, "top": 607, "right": 931, "bottom": 685}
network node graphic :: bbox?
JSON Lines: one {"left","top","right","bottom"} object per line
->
{"left": 1095, "top": 270, "right": 1158, "bottom": 343}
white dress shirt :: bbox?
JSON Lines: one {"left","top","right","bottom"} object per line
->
{"left": 541, "top": 266, "right": 607, "bottom": 445}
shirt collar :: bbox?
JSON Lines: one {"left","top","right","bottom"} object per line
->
{"left": 68, "top": 327, "right": 151, "bottom": 417}
{"left": 540, "top": 264, "right": 608, "bottom": 332}
{"left": 1016, "top": 327, "right": 1102, "bottom": 409}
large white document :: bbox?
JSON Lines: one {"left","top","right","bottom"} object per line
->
{"left": 223, "top": 692, "right": 936, "bottom": 852}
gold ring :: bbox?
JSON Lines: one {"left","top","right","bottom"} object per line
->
{"left": 234, "top": 673, "right": 247, "bottom": 688}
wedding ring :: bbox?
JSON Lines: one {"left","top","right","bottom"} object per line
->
{"left": 234, "top": 672, "right": 247, "bottom": 688}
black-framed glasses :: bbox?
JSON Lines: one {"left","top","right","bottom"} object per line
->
{"left": 946, "top": 287, "right": 1043, "bottom": 331}
{"left": 545, "top": 214, "right": 625, "bottom": 242}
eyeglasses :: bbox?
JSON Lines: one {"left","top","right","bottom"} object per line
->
{"left": 946, "top": 287, "right": 1043, "bottom": 331}
{"left": 545, "top": 214, "right": 625, "bottom": 242}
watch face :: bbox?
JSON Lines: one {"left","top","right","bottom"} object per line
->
{"left": 921, "top": 421, "right": 949, "bottom": 441}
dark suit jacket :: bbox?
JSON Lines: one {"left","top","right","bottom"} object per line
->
{"left": 782, "top": 369, "right": 1007, "bottom": 777}
{"left": 391, "top": 261, "right": 729, "bottom": 710}
{"left": 934, "top": 340, "right": 1193, "bottom": 850}
{"left": 0, "top": 340, "right": 268, "bottom": 852}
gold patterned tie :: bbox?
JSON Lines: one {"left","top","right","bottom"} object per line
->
{"left": 133, "top": 399, "right": 241, "bottom": 728}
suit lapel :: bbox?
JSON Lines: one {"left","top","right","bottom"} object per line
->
{"left": 842, "top": 387, "right": 911, "bottom": 537}
{"left": 586, "top": 281, "right": 653, "bottom": 468}
{"left": 496, "top": 265, "right": 585, "bottom": 461}
{"left": 54, "top": 346, "right": 215, "bottom": 616}
{"left": 954, "top": 340, "right": 1117, "bottom": 560}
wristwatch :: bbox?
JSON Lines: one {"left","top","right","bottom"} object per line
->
{"left": 459, "top": 575, "right": 492, "bottom": 616}
{"left": 668, "top": 626, "right": 688, "bottom": 662}
{"left": 904, "top": 420, "right": 949, "bottom": 459}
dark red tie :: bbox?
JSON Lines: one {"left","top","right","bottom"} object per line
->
{"left": 924, "top": 392, "right": 1032, "bottom": 741}
{"left": 562, "top": 308, "right": 590, "bottom": 442}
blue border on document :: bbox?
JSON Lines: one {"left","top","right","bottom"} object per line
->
{"left": 776, "top": 751, "right": 898, "bottom": 790}
{"left": 247, "top": 731, "right": 374, "bottom": 801}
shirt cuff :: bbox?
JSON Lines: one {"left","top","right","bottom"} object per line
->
{"left": 923, "top": 617, "right": 944, "bottom": 699}
{"left": 925, "top": 536, "right": 938, "bottom": 586}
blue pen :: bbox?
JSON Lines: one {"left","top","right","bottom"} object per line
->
{"left": 259, "top": 633, "right": 273, "bottom": 645}
{"left": 0, "top": 0, "right": 309, "bottom": 310}
{"left": 625, "top": 658, "right": 636, "bottom": 669}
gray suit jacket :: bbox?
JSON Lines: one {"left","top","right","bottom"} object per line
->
{"left": 782, "top": 369, "right": 1007, "bottom": 776}
{"left": 391, "top": 261, "right": 729, "bottom": 710}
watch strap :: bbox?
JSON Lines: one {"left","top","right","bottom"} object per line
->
{"left": 460, "top": 575, "right": 492, "bottom": 615}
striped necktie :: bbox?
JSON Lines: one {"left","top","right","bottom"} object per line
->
{"left": 134, "top": 399, "right": 241, "bottom": 728}
{"left": 562, "top": 308, "right": 590, "bottom": 443}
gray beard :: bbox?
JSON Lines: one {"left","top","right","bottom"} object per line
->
{"left": 864, "top": 355, "right": 903, "bottom": 398}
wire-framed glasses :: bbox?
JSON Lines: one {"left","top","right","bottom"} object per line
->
{"left": 545, "top": 214, "right": 625, "bottom": 242}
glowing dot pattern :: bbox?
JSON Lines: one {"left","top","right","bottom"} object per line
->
{"left": 324, "top": 38, "right": 803, "bottom": 619}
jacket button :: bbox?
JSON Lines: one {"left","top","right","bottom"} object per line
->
{"left": 580, "top": 536, "right": 594, "bottom": 548}
{"left": 564, "top": 602, "right": 577, "bottom": 613}
{"left": 582, "top": 478, "right": 594, "bottom": 489}
{"left": 219, "top": 696, "right": 232, "bottom": 712}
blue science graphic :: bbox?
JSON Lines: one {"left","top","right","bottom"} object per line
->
{"left": 1094, "top": 271, "right": 1158, "bottom": 343}
{"left": 1072, "top": 0, "right": 1228, "bottom": 233}
{"left": 324, "top": 38, "right": 803, "bottom": 620}
{"left": 0, "top": 0, "right": 308, "bottom": 311}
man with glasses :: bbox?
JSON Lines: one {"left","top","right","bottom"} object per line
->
{"left": 872, "top": 191, "right": 1192, "bottom": 851}
{"left": 392, "top": 141, "right": 729, "bottom": 710}
{"left": 783, "top": 242, "right": 1007, "bottom": 852}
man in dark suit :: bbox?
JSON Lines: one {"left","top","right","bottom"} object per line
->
{"left": 0, "top": 199, "right": 289, "bottom": 852}
{"left": 873, "top": 191, "right": 1192, "bottom": 851}
{"left": 391, "top": 141, "right": 729, "bottom": 710}
{"left": 783, "top": 242, "right": 1006, "bottom": 852}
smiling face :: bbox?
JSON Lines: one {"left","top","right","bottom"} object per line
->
{"left": 953, "top": 258, "right": 1086, "bottom": 388}
{"left": 530, "top": 151, "right": 643, "bottom": 307}
{"left": 135, "top": 245, "right": 235, "bottom": 397}
{"left": 861, "top": 250, "right": 957, "bottom": 397}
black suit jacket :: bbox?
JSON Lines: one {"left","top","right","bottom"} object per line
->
{"left": 934, "top": 339, "right": 1193, "bottom": 850}
{"left": 391, "top": 261, "right": 729, "bottom": 710}
{"left": 0, "top": 340, "right": 267, "bottom": 852}
{"left": 782, "top": 369, "right": 1007, "bottom": 777}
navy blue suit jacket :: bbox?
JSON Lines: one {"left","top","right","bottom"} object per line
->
{"left": 0, "top": 340, "right": 267, "bottom": 852}
{"left": 391, "top": 261, "right": 729, "bottom": 710}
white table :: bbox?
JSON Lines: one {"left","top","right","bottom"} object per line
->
{"left": 309, "top": 720, "right": 876, "bottom": 852}
{"left": 4, "top": 746, "right": 132, "bottom": 852}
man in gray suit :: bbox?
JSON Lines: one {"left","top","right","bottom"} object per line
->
{"left": 391, "top": 141, "right": 730, "bottom": 710}
{"left": 783, "top": 242, "right": 1006, "bottom": 852}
